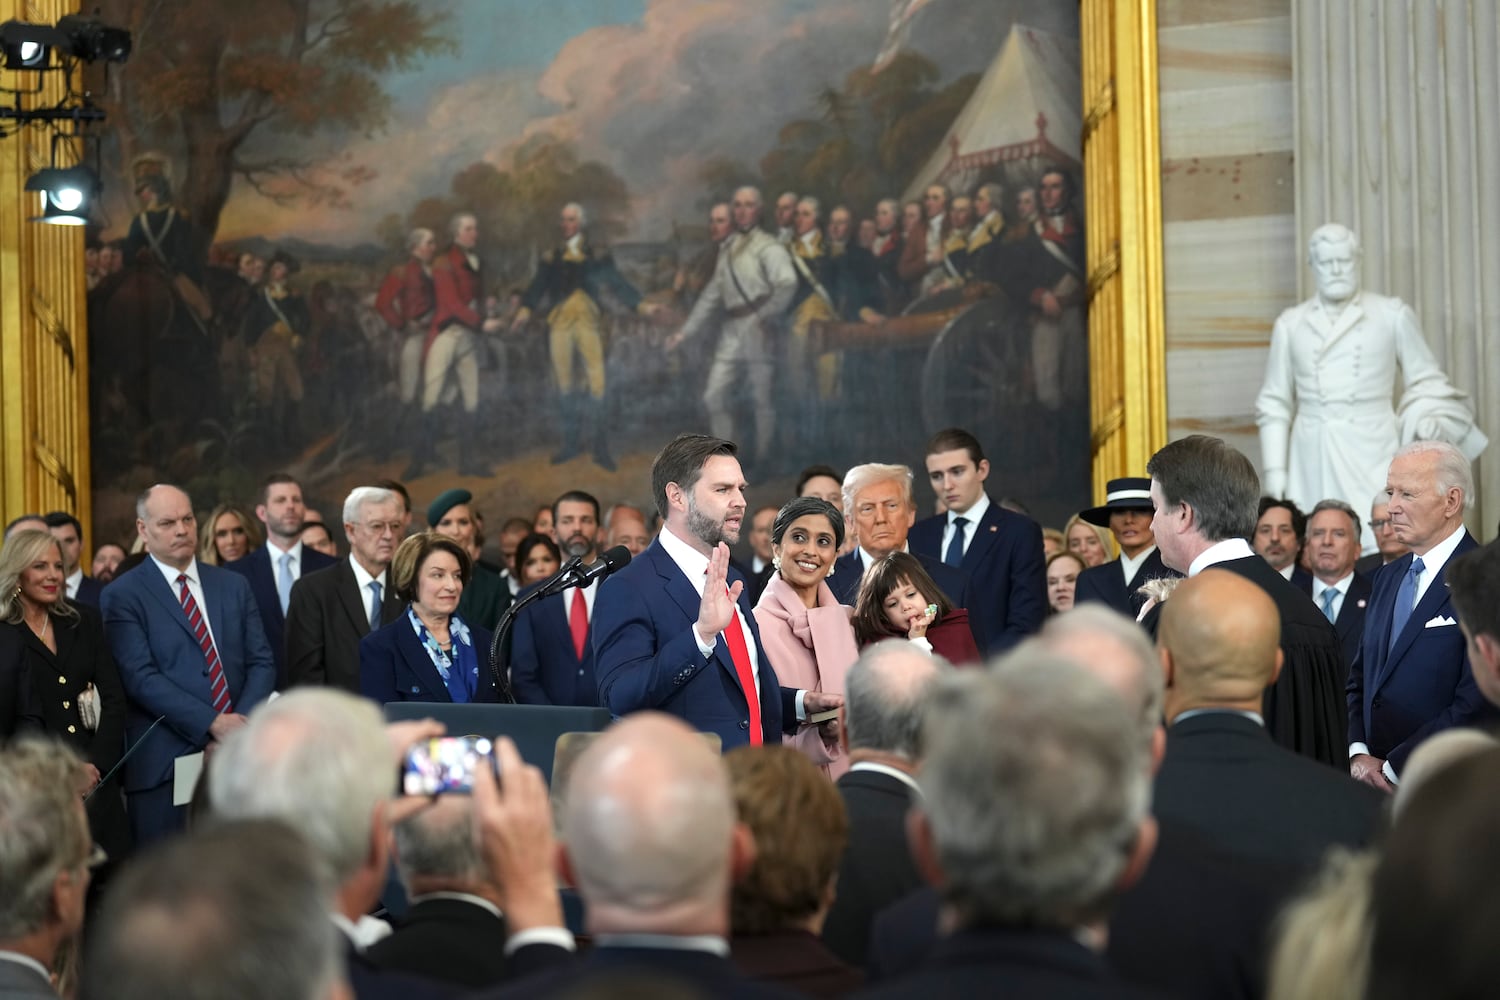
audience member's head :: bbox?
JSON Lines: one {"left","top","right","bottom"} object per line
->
{"left": 372, "top": 478, "right": 412, "bottom": 529}
{"left": 747, "top": 505, "right": 778, "bottom": 566}
{"left": 1147, "top": 435, "right": 1261, "bottom": 572}
{"left": 300, "top": 520, "right": 339, "bottom": 558}
{"left": 913, "top": 655, "right": 1155, "bottom": 932}
{"left": 841, "top": 640, "right": 947, "bottom": 765}
{"left": 3, "top": 514, "right": 48, "bottom": 541}
{"left": 533, "top": 504, "right": 555, "bottom": 539}
{"left": 1158, "top": 569, "right": 1282, "bottom": 721}
{"left": 393, "top": 794, "right": 496, "bottom": 902}
{"left": 1305, "top": 499, "right": 1362, "bottom": 584}
{"left": 90, "top": 542, "right": 127, "bottom": 583}
{"left": 81, "top": 820, "right": 347, "bottom": 1000}
{"left": 1254, "top": 497, "right": 1306, "bottom": 574}
{"left": 1447, "top": 538, "right": 1500, "bottom": 707}
{"left": 1030, "top": 603, "right": 1165, "bottom": 756}
{"left": 1045, "top": 551, "right": 1086, "bottom": 614}
{"left": 135, "top": 485, "right": 199, "bottom": 571}
{"left": 604, "top": 504, "right": 651, "bottom": 557}
{"left": 1368, "top": 493, "right": 1407, "bottom": 564}
{"left": 41, "top": 511, "right": 85, "bottom": 577}
{"left": 1041, "top": 526, "right": 1066, "bottom": 559}
{"left": 1265, "top": 848, "right": 1376, "bottom": 1000}
{"left": 560, "top": 713, "right": 749, "bottom": 937}
{"left": 553, "top": 490, "right": 602, "bottom": 561}
{"left": 256, "top": 473, "right": 308, "bottom": 547}
{"left": 342, "top": 486, "right": 403, "bottom": 574}
{"left": 795, "top": 465, "right": 844, "bottom": 506}
{"left": 198, "top": 503, "right": 262, "bottom": 566}
{"left": 1368, "top": 747, "right": 1500, "bottom": 1000}
{"left": 390, "top": 531, "right": 472, "bottom": 605}
{"left": 1384, "top": 440, "right": 1472, "bottom": 555}
{"left": 842, "top": 464, "right": 916, "bottom": 560}
{"left": 651, "top": 434, "right": 745, "bottom": 555}
{"left": 0, "top": 739, "right": 92, "bottom": 973}
{"left": 497, "top": 517, "right": 533, "bottom": 564}
{"left": 1063, "top": 513, "right": 1112, "bottom": 568}
{"left": 725, "top": 746, "right": 847, "bottom": 936}
{"left": 513, "top": 532, "right": 563, "bottom": 587}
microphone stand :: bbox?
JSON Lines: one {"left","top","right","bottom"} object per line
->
{"left": 487, "top": 557, "right": 584, "bottom": 704}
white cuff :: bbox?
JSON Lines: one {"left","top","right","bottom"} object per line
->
{"left": 693, "top": 627, "right": 716, "bottom": 658}
{"left": 1383, "top": 761, "right": 1399, "bottom": 785}
{"left": 504, "top": 927, "right": 577, "bottom": 955}
{"left": 1348, "top": 742, "right": 1370, "bottom": 759}
{"left": 795, "top": 689, "right": 807, "bottom": 721}
{"left": 910, "top": 636, "right": 934, "bottom": 653}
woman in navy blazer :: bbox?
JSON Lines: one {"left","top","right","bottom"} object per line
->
{"left": 360, "top": 532, "right": 497, "bottom": 705}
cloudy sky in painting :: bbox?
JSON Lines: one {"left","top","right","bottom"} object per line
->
{"left": 216, "top": 0, "right": 1077, "bottom": 244}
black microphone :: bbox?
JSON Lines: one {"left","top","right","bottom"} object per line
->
{"left": 533, "top": 554, "right": 583, "bottom": 598}
{"left": 540, "top": 545, "right": 632, "bottom": 596}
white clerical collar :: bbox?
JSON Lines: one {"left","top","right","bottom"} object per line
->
{"left": 592, "top": 933, "right": 729, "bottom": 957}
{"left": 948, "top": 492, "right": 990, "bottom": 526}
{"left": 1187, "top": 538, "right": 1255, "bottom": 577}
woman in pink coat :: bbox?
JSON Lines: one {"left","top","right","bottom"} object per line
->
{"left": 753, "top": 497, "right": 860, "bottom": 779}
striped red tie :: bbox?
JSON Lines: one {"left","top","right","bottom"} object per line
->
{"left": 177, "top": 573, "right": 233, "bottom": 713}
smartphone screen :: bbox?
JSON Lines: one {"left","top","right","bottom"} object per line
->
{"left": 401, "top": 736, "right": 492, "bottom": 796}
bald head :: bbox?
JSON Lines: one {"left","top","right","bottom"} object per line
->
{"left": 562, "top": 714, "right": 738, "bottom": 932}
{"left": 1158, "top": 570, "right": 1282, "bottom": 716}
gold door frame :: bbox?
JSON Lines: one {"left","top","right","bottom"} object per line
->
{"left": 1, "top": 2, "right": 1163, "bottom": 526}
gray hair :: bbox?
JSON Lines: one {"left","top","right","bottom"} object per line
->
{"left": 797, "top": 196, "right": 820, "bottom": 218}
{"left": 405, "top": 227, "right": 434, "bottom": 252}
{"left": 1307, "top": 223, "right": 1361, "bottom": 263}
{"left": 81, "top": 820, "right": 343, "bottom": 1000}
{"left": 1032, "top": 605, "right": 1164, "bottom": 752}
{"left": 1309, "top": 498, "right": 1362, "bottom": 538}
{"left": 1371, "top": 491, "right": 1390, "bottom": 512}
{"left": 845, "top": 640, "right": 950, "bottom": 760}
{"left": 920, "top": 655, "right": 1150, "bottom": 929}
{"left": 342, "top": 486, "right": 399, "bottom": 526}
{"left": 208, "top": 690, "right": 393, "bottom": 884}
{"left": 447, "top": 211, "right": 477, "bottom": 238}
{"left": 842, "top": 463, "right": 914, "bottom": 522}
{"left": 0, "top": 739, "right": 87, "bottom": 939}
{"left": 394, "top": 796, "right": 483, "bottom": 888}
{"left": 977, "top": 182, "right": 1004, "bottom": 212}
{"left": 1393, "top": 440, "right": 1474, "bottom": 510}
{"left": 1146, "top": 435, "right": 1260, "bottom": 542}
{"left": 562, "top": 201, "right": 587, "bottom": 227}
{"left": 734, "top": 185, "right": 763, "bottom": 208}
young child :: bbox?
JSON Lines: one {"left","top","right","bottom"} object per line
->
{"left": 851, "top": 552, "right": 980, "bottom": 665}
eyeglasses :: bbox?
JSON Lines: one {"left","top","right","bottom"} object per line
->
{"left": 1368, "top": 519, "right": 1391, "bottom": 530}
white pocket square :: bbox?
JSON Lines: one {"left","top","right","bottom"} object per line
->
{"left": 1425, "top": 615, "right": 1457, "bottom": 628}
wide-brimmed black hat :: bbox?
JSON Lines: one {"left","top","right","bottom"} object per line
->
{"left": 1079, "top": 477, "right": 1154, "bottom": 526}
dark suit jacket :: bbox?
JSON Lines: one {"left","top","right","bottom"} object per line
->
{"left": 224, "top": 544, "right": 336, "bottom": 688}
{"left": 822, "top": 767, "right": 925, "bottom": 968}
{"left": 100, "top": 559, "right": 276, "bottom": 793}
{"left": 593, "top": 538, "right": 797, "bottom": 749}
{"left": 746, "top": 562, "right": 776, "bottom": 607}
{"left": 827, "top": 548, "right": 969, "bottom": 617}
{"left": 1348, "top": 532, "right": 1495, "bottom": 774}
{"left": 73, "top": 574, "right": 104, "bottom": 608}
{"left": 286, "top": 559, "right": 404, "bottom": 693}
{"left": 1145, "top": 554, "right": 1347, "bottom": 768}
{"left": 364, "top": 896, "right": 509, "bottom": 989}
{"left": 855, "top": 926, "right": 1160, "bottom": 1000}
{"left": 1155, "top": 712, "right": 1384, "bottom": 871}
{"left": 0, "top": 624, "right": 37, "bottom": 740}
{"left": 511, "top": 585, "right": 599, "bottom": 706}
{"left": 473, "top": 945, "right": 802, "bottom": 1000}
{"left": 458, "top": 563, "right": 510, "bottom": 632}
{"left": 343, "top": 935, "right": 456, "bottom": 1000}
{"left": 1074, "top": 548, "right": 1180, "bottom": 618}
{"left": 732, "top": 930, "right": 864, "bottom": 997}
{"left": 908, "top": 504, "right": 1046, "bottom": 655}
{"left": 359, "top": 615, "right": 498, "bottom": 704}
{"left": 1355, "top": 552, "right": 1388, "bottom": 576}
{"left": 1297, "top": 571, "right": 1373, "bottom": 675}
{"left": 868, "top": 818, "right": 1295, "bottom": 1000}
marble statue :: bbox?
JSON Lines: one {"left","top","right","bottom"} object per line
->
{"left": 1256, "top": 223, "right": 1487, "bottom": 553}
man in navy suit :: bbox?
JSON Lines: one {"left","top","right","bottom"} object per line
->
{"left": 1071, "top": 477, "right": 1180, "bottom": 619}
{"left": 100, "top": 484, "right": 276, "bottom": 844}
{"left": 224, "top": 473, "right": 335, "bottom": 688}
{"left": 909, "top": 429, "right": 1045, "bottom": 653}
{"left": 593, "top": 434, "right": 841, "bottom": 749}
{"left": 1300, "top": 499, "right": 1372, "bottom": 672}
{"left": 1348, "top": 441, "right": 1494, "bottom": 790}
{"left": 828, "top": 463, "right": 968, "bottom": 616}
{"left": 43, "top": 510, "right": 103, "bottom": 607}
{"left": 511, "top": 490, "right": 604, "bottom": 706}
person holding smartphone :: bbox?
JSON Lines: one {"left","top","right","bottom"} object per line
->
{"left": 360, "top": 532, "right": 500, "bottom": 704}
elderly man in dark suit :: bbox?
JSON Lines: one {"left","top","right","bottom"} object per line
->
{"left": 592, "top": 435, "right": 840, "bottom": 750}
{"left": 224, "top": 473, "right": 336, "bottom": 688}
{"left": 909, "top": 429, "right": 1046, "bottom": 654}
{"left": 101, "top": 484, "right": 276, "bottom": 843}
{"left": 1145, "top": 435, "right": 1346, "bottom": 767}
{"left": 1071, "top": 477, "right": 1181, "bottom": 619}
{"left": 1158, "top": 570, "right": 1384, "bottom": 870}
{"left": 1299, "top": 499, "right": 1372, "bottom": 672}
{"left": 1348, "top": 441, "right": 1495, "bottom": 790}
{"left": 287, "top": 486, "right": 406, "bottom": 693}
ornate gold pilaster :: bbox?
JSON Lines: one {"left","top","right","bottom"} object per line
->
{"left": 1080, "top": 0, "right": 1167, "bottom": 497}
{"left": 0, "top": 0, "right": 90, "bottom": 535}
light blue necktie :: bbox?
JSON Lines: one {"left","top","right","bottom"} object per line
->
{"left": 1319, "top": 586, "right": 1338, "bottom": 623}
{"left": 944, "top": 516, "right": 969, "bottom": 567}
{"left": 1388, "top": 556, "right": 1425, "bottom": 650}
{"left": 277, "top": 552, "right": 294, "bottom": 615}
{"left": 367, "top": 581, "right": 383, "bottom": 630}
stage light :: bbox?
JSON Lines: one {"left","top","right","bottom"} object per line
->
{"left": 55, "top": 15, "right": 131, "bottom": 64}
{"left": 25, "top": 166, "right": 100, "bottom": 225}
{"left": 0, "top": 20, "right": 61, "bottom": 69}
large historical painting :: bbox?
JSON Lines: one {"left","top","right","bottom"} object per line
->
{"left": 85, "top": 0, "right": 1086, "bottom": 540}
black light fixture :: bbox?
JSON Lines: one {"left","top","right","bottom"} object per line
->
{"left": 25, "top": 165, "right": 100, "bottom": 225}
{"left": 55, "top": 15, "right": 131, "bottom": 64}
{"left": 0, "top": 20, "right": 63, "bottom": 69}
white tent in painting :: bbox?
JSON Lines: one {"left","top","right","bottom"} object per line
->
{"left": 902, "top": 23, "right": 1081, "bottom": 202}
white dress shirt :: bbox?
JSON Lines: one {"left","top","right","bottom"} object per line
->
{"left": 349, "top": 555, "right": 389, "bottom": 613}
{"left": 151, "top": 555, "right": 220, "bottom": 651}
{"left": 1408, "top": 525, "right": 1468, "bottom": 605}
{"left": 1312, "top": 572, "right": 1355, "bottom": 621}
{"left": 657, "top": 526, "right": 761, "bottom": 686}
{"left": 65, "top": 568, "right": 83, "bottom": 600}
{"left": 265, "top": 538, "right": 307, "bottom": 577}
{"left": 1278, "top": 564, "right": 1296, "bottom": 581}
{"left": 940, "top": 493, "right": 991, "bottom": 561}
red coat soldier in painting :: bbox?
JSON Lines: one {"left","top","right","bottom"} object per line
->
{"left": 375, "top": 227, "right": 439, "bottom": 433}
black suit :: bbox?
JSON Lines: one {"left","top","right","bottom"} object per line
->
{"left": 365, "top": 897, "right": 510, "bottom": 989}
{"left": 343, "top": 935, "right": 457, "bottom": 1000}
{"left": 828, "top": 549, "right": 969, "bottom": 616}
{"left": 1155, "top": 712, "right": 1383, "bottom": 871}
{"left": 1355, "top": 552, "right": 1388, "bottom": 576}
{"left": 869, "top": 818, "right": 1300, "bottom": 1000}
{"left": 472, "top": 945, "right": 802, "bottom": 1000}
{"left": 1297, "top": 571, "right": 1373, "bottom": 676}
{"left": 0, "top": 623, "right": 37, "bottom": 739}
{"left": 1144, "top": 554, "right": 1347, "bottom": 767}
{"left": 286, "top": 559, "right": 404, "bottom": 692}
{"left": 73, "top": 574, "right": 104, "bottom": 608}
{"left": 855, "top": 926, "right": 1160, "bottom": 999}
{"left": 746, "top": 562, "right": 776, "bottom": 607}
{"left": 1073, "top": 548, "right": 1180, "bottom": 618}
{"left": 224, "top": 544, "right": 336, "bottom": 688}
{"left": 822, "top": 767, "right": 924, "bottom": 968}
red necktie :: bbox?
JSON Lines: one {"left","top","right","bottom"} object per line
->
{"left": 569, "top": 588, "right": 588, "bottom": 662}
{"left": 177, "top": 573, "right": 232, "bottom": 713}
{"left": 723, "top": 589, "right": 762, "bottom": 744}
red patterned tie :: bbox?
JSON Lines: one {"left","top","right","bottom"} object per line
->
{"left": 177, "top": 573, "right": 232, "bottom": 713}
{"left": 569, "top": 587, "right": 588, "bottom": 661}
{"left": 723, "top": 589, "right": 762, "bottom": 745}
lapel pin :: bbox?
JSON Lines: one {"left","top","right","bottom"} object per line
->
{"left": 1357, "top": 599, "right": 1366, "bottom": 609}
{"left": 989, "top": 525, "right": 997, "bottom": 532}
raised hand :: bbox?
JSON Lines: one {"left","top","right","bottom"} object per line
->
{"left": 695, "top": 542, "right": 742, "bottom": 645}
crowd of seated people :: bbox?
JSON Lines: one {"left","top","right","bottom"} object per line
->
{"left": 1, "top": 426, "right": 1499, "bottom": 998}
